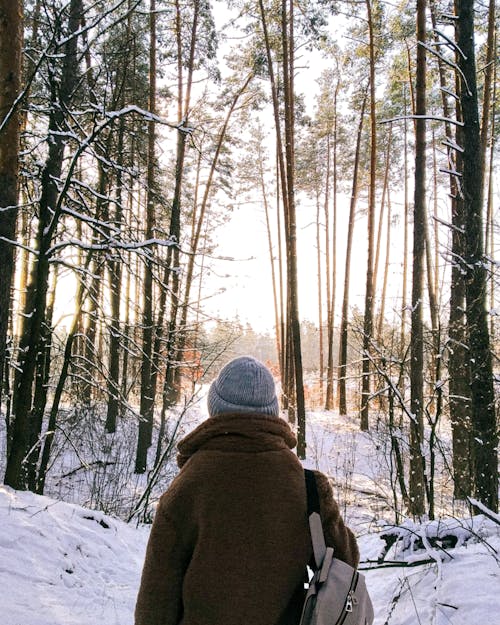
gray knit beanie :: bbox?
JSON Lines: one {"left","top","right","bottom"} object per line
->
{"left": 207, "top": 356, "right": 280, "bottom": 418}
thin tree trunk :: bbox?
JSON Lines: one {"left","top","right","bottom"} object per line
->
{"left": 316, "top": 194, "right": 324, "bottom": 405}
{"left": 485, "top": 72, "right": 496, "bottom": 339}
{"left": 424, "top": 136, "right": 439, "bottom": 417}
{"left": 375, "top": 125, "right": 392, "bottom": 338}
{"left": 377, "top": 186, "right": 392, "bottom": 338}
{"left": 81, "top": 161, "right": 108, "bottom": 404}
{"left": 282, "top": 0, "right": 306, "bottom": 456}
{"left": 360, "top": 0, "right": 377, "bottom": 431}
{"left": 408, "top": 0, "right": 427, "bottom": 517}
{"left": 479, "top": 0, "right": 496, "bottom": 170}
{"left": 325, "top": 117, "right": 338, "bottom": 410}
{"left": 121, "top": 258, "right": 132, "bottom": 412}
{"left": 373, "top": 127, "right": 391, "bottom": 299}
{"left": 260, "top": 140, "right": 282, "bottom": 364}
{"left": 258, "top": 0, "right": 290, "bottom": 404}
{"left": 425, "top": 137, "right": 437, "bottom": 334}
{"left": 338, "top": 89, "right": 368, "bottom": 416}
{"left": 276, "top": 156, "right": 286, "bottom": 389}
{"left": 400, "top": 91, "right": 409, "bottom": 352}
{"left": 105, "top": 119, "right": 125, "bottom": 433}
{"left": 36, "top": 254, "right": 92, "bottom": 494}
{"left": 136, "top": 0, "right": 158, "bottom": 473}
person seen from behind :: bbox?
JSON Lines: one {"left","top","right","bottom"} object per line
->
{"left": 135, "top": 355, "right": 359, "bottom": 625}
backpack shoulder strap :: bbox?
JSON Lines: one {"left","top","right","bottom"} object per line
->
{"left": 304, "top": 469, "right": 327, "bottom": 568}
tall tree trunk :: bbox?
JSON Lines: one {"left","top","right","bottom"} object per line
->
{"left": 80, "top": 160, "right": 108, "bottom": 404}
{"left": 338, "top": 90, "right": 368, "bottom": 416}
{"left": 479, "top": 0, "right": 496, "bottom": 169}
{"left": 373, "top": 127, "right": 391, "bottom": 300}
{"left": 360, "top": 0, "right": 377, "bottom": 431}
{"left": 316, "top": 194, "right": 324, "bottom": 405}
{"left": 377, "top": 185, "right": 392, "bottom": 338}
{"left": 260, "top": 139, "right": 282, "bottom": 364}
{"left": 136, "top": 0, "right": 158, "bottom": 473}
{"left": 400, "top": 92, "right": 409, "bottom": 352}
{"left": 409, "top": 0, "right": 427, "bottom": 517}
{"left": 456, "top": 0, "right": 498, "bottom": 512}
{"left": 282, "top": 0, "right": 306, "bottom": 456}
{"left": 105, "top": 119, "right": 125, "bottom": 433}
{"left": 276, "top": 156, "right": 286, "bottom": 389}
{"left": 485, "top": 72, "right": 496, "bottom": 339}
{"left": 0, "top": 0, "right": 22, "bottom": 403}
{"left": 121, "top": 260, "right": 132, "bottom": 410}
{"left": 449, "top": 106, "right": 472, "bottom": 502}
{"left": 258, "top": 0, "right": 290, "bottom": 404}
{"left": 375, "top": 126, "right": 392, "bottom": 338}
{"left": 4, "top": 0, "right": 83, "bottom": 490}
{"left": 429, "top": 0, "right": 472, "bottom": 500}
{"left": 325, "top": 115, "right": 338, "bottom": 410}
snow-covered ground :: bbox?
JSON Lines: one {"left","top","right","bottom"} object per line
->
{"left": 0, "top": 486, "right": 148, "bottom": 625}
{"left": 1, "top": 405, "right": 499, "bottom": 625}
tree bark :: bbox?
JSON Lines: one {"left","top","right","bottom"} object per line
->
{"left": 360, "top": 0, "right": 377, "bottom": 431}
{"left": 429, "top": 0, "right": 472, "bottom": 500}
{"left": 456, "top": 0, "right": 498, "bottom": 512}
{"left": 325, "top": 112, "right": 338, "bottom": 410}
{"left": 136, "top": 0, "right": 158, "bottom": 473}
{"left": 105, "top": 118, "right": 125, "bottom": 433}
{"left": 316, "top": 194, "right": 324, "bottom": 405}
{"left": 0, "top": 0, "right": 22, "bottom": 403}
{"left": 258, "top": 0, "right": 290, "bottom": 405}
{"left": 282, "top": 0, "right": 306, "bottom": 456}
{"left": 408, "top": 0, "right": 427, "bottom": 517}
{"left": 376, "top": 126, "right": 393, "bottom": 338}
{"left": 259, "top": 137, "right": 282, "bottom": 364}
{"left": 338, "top": 89, "right": 367, "bottom": 416}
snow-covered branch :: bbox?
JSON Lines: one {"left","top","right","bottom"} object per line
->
{"left": 380, "top": 114, "right": 464, "bottom": 127}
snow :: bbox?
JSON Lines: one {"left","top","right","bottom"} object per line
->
{"left": 0, "top": 486, "right": 148, "bottom": 625}
{"left": 1, "top": 406, "right": 499, "bottom": 625}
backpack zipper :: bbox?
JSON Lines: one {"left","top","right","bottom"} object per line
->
{"left": 335, "top": 571, "right": 359, "bottom": 625}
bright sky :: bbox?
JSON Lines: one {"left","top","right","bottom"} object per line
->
{"left": 201, "top": 7, "right": 404, "bottom": 333}
{"left": 202, "top": 192, "right": 379, "bottom": 333}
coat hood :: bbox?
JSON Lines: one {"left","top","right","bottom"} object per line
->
{"left": 176, "top": 413, "right": 297, "bottom": 468}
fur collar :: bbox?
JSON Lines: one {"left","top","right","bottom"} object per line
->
{"left": 176, "top": 413, "right": 297, "bottom": 468}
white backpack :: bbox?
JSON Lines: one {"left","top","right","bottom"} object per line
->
{"left": 299, "top": 470, "right": 374, "bottom": 625}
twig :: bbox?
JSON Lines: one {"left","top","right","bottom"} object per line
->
{"left": 61, "top": 460, "right": 116, "bottom": 479}
{"left": 360, "top": 558, "right": 435, "bottom": 570}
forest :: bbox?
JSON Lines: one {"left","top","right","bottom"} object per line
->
{"left": 0, "top": 0, "right": 498, "bottom": 529}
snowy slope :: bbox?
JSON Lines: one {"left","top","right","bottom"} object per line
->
{"left": 0, "top": 486, "right": 148, "bottom": 625}
{"left": 360, "top": 516, "right": 500, "bottom": 625}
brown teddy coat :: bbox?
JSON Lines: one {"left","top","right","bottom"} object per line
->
{"left": 134, "top": 414, "right": 359, "bottom": 625}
